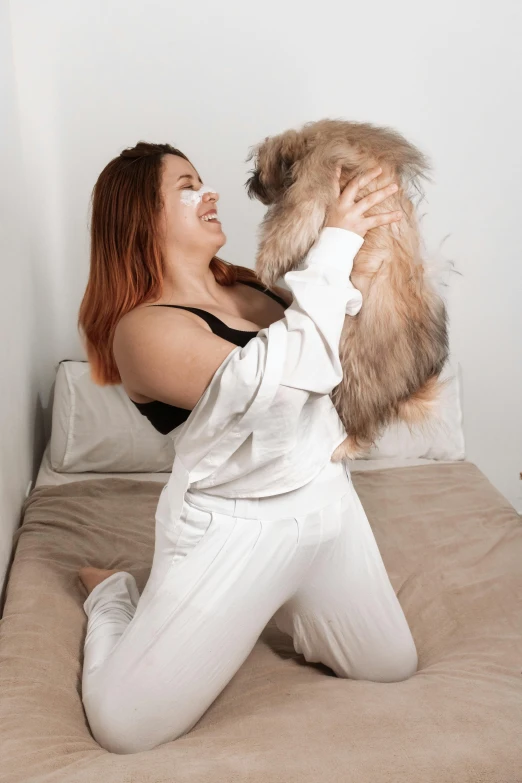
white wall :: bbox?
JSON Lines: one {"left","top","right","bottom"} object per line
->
{"left": 3, "top": 0, "right": 521, "bottom": 598}
{"left": 0, "top": 0, "right": 57, "bottom": 604}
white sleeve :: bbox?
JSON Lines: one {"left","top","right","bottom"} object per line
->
{"left": 173, "top": 226, "right": 364, "bottom": 486}
{"left": 278, "top": 226, "right": 364, "bottom": 394}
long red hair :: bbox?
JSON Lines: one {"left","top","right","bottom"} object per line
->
{"left": 78, "top": 141, "right": 264, "bottom": 385}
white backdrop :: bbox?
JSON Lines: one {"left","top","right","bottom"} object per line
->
{"left": 2, "top": 0, "right": 521, "bottom": 595}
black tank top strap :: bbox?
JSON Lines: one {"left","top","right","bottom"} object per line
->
{"left": 131, "top": 280, "right": 287, "bottom": 435}
{"left": 240, "top": 280, "right": 288, "bottom": 308}
{"left": 151, "top": 305, "right": 244, "bottom": 337}
{"left": 148, "top": 280, "right": 286, "bottom": 315}
{"left": 146, "top": 280, "right": 287, "bottom": 339}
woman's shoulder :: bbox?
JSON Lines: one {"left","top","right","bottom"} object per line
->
{"left": 241, "top": 278, "right": 292, "bottom": 308}
{"left": 113, "top": 302, "right": 196, "bottom": 365}
{"left": 269, "top": 283, "right": 293, "bottom": 307}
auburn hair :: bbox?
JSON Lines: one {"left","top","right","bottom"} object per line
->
{"left": 78, "top": 141, "right": 264, "bottom": 385}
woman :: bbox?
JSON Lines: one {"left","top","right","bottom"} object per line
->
{"left": 77, "top": 141, "right": 416, "bottom": 755}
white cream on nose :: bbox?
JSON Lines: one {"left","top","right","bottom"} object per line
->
{"left": 180, "top": 184, "right": 217, "bottom": 207}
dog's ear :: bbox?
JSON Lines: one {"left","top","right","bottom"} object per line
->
{"left": 245, "top": 130, "right": 306, "bottom": 205}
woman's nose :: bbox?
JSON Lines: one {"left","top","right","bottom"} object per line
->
{"left": 202, "top": 189, "right": 219, "bottom": 203}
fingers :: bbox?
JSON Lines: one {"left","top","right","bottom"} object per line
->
{"left": 329, "top": 164, "right": 402, "bottom": 234}
{"left": 340, "top": 165, "right": 383, "bottom": 204}
{"left": 364, "top": 210, "right": 403, "bottom": 229}
{"left": 357, "top": 165, "right": 384, "bottom": 190}
{"left": 356, "top": 180, "right": 398, "bottom": 213}
{"left": 334, "top": 165, "right": 342, "bottom": 197}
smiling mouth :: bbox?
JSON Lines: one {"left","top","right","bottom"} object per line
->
{"left": 200, "top": 211, "right": 220, "bottom": 223}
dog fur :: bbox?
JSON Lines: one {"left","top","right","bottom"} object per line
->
{"left": 245, "top": 118, "right": 450, "bottom": 460}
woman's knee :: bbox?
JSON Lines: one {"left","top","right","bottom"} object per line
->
{"left": 337, "top": 636, "right": 419, "bottom": 683}
{"left": 88, "top": 711, "right": 191, "bottom": 755}
{"left": 376, "top": 641, "right": 418, "bottom": 682}
{"left": 84, "top": 685, "right": 198, "bottom": 754}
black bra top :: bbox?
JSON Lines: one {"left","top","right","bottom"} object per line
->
{"left": 130, "top": 280, "right": 288, "bottom": 435}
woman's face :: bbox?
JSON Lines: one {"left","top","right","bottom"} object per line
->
{"left": 158, "top": 154, "right": 226, "bottom": 256}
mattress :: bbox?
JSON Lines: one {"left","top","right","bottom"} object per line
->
{"left": 1, "top": 460, "right": 520, "bottom": 782}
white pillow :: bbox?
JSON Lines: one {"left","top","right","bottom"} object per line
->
{"left": 50, "top": 356, "right": 464, "bottom": 474}
{"left": 358, "top": 357, "right": 466, "bottom": 461}
{"left": 50, "top": 361, "right": 175, "bottom": 473}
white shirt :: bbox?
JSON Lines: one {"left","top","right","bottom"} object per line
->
{"left": 165, "top": 227, "right": 364, "bottom": 520}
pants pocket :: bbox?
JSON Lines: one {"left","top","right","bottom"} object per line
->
{"left": 171, "top": 499, "right": 214, "bottom": 563}
{"left": 145, "top": 490, "right": 216, "bottom": 603}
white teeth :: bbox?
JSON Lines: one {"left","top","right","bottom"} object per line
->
{"left": 201, "top": 214, "right": 217, "bottom": 221}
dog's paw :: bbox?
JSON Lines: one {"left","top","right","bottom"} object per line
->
{"left": 331, "top": 436, "right": 371, "bottom": 462}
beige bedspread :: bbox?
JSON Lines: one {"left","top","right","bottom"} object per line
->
{"left": 0, "top": 461, "right": 520, "bottom": 782}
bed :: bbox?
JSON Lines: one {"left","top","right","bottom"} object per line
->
{"left": 0, "top": 360, "right": 520, "bottom": 782}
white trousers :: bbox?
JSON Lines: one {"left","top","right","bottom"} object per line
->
{"left": 81, "top": 460, "right": 418, "bottom": 754}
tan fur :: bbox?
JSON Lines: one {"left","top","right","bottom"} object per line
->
{"left": 245, "top": 119, "right": 449, "bottom": 460}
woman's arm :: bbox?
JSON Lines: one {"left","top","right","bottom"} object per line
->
{"left": 277, "top": 226, "right": 363, "bottom": 395}
{"left": 168, "top": 226, "right": 364, "bottom": 492}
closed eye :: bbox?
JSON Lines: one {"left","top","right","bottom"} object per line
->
{"left": 177, "top": 174, "right": 203, "bottom": 188}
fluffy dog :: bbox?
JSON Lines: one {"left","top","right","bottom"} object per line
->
{"left": 245, "top": 118, "right": 450, "bottom": 460}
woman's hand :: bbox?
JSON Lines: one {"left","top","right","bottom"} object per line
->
{"left": 325, "top": 166, "right": 403, "bottom": 238}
